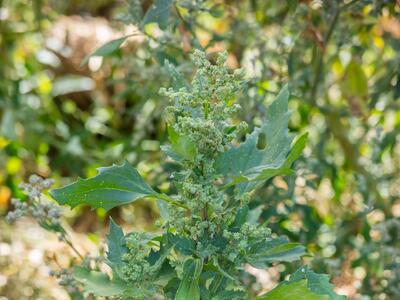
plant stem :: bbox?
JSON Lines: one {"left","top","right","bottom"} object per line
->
{"left": 64, "top": 234, "right": 84, "bottom": 260}
{"left": 155, "top": 193, "right": 188, "bottom": 210}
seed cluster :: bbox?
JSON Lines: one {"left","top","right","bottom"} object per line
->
{"left": 6, "top": 175, "right": 60, "bottom": 226}
{"left": 157, "top": 50, "right": 272, "bottom": 289}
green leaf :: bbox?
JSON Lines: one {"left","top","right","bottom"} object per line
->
{"left": 147, "top": 235, "right": 173, "bottom": 272}
{"left": 214, "top": 290, "right": 247, "bottom": 300}
{"left": 106, "top": 218, "right": 128, "bottom": 279}
{"left": 245, "top": 237, "right": 306, "bottom": 268}
{"left": 74, "top": 266, "right": 127, "bottom": 297}
{"left": 142, "top": 0, "right": 173, "bottom": 30}
{"left": 341, "top": 59, "right": 368, "bottom": 99}
{"left": 164, "top": 60, "right": 188, "bottom": 90}
{"left": 1, "top": 109, "right": 17, "bottom": 140}
{"left": 257, "top": 266, "right": 346, "bottom": 300}
{"left": 50, "top": 161, "right": 157, "bottom": 211}
{"left": 81, "top": 36, "right": 127, "bottom": 66}
{"left": 164, "top": 125, "right": 197, "bottom": 161}
{"left": 169, "top": 233, "right": 196, "bottom": 255}
{"left": 290, "top": 266, "right": 347, "bottom": 300}
{"left": 215, "top": 85, "right": 307, "bottom": 193}
{"left": 230, "top": 205, "right": 249, "bottom": 230}
{"left": 257, "top": 279, "right": 328, "bottom": 300}
{"left": 340, "top": 59, "right": 368, "bottom": 116}
{"left": 175, "top": 258, "right": 203, "bottom": 300}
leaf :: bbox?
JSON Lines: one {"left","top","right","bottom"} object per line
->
{"left": 142, "top": 0, "right": 173, "bottom": 30}
{"left": 169, "top": 233, "right": 196, "bottom": 255}
{"left": 164, "top": 125, "right": 197, "bottom": 161}
{"left": 147, "top": 235, "right": 173, "bottom": 271}
{"left": 230, "top": 205, "right": 249, "bottom": 230}
{"left": 245, "top": 236, "right": 306, "bottom": 268}
{"left": 257, "top": 266, "right": 347, "bottom": 300}
{"left": 51, "top": 75, "right": 95, "bottom": 96}
{"left": 290, "top": 266, "right": 347, "bottom": 300}
{"left": 341, "top": 59, "right": 368, "bottom": 99}
{"left": 50, "top": 161, "right": 157, "bottom": 211}
{"left": 175, "top": 258, "right": 203, "bottom": 300}
{"left": 340, "top": 59, "right": 368, "bottom": 116}
{"left": 81, "top": 36, "right": 127, "bottom": 66}
{"left": 106, "top": 218, "right": 128, "bottom": 278}
{"left": 1, "top": 110, "right": 17, "bottom": 140}
{"left": 215, "top": 85, "right": 307, "bottom": 193}
{"left": 74, "top": 266, "right": 127, "bottom": 297}
{"left": 164, "top": 60, "right": 188, "bottom": 90}
{"left": 257, "top": 279, "right": 328, "bottom": 300}
{"left": 214, "top": 290, "right": 247, "bottom": 300}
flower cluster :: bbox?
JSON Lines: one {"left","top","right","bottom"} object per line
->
{"left": 223, "top": 224, "right": 272, "bottom": 264}
{"left": 161, "top": 50, "right": 247, "bottom": 163}
{"left": 50, "top": 268, "right": 81, "bottom": 295}
{"left": 6, "top": 175, "right": 61, "bottom": 226}
{"left": 121, "top": 233, "right": 156, "bottom": 283}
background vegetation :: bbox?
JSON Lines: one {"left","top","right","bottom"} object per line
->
{"left": 0, "top": 0, "right": 399, "bottom": 299}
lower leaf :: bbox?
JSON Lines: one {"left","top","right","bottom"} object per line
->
{"left": 74, "top": 266, "right": 127, "bottom": 297}
{"left": 175, "top": 258, "right": 203, "bottom": 300}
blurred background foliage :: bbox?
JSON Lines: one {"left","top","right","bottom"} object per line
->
{"left": 0, "top": 0, "right": 399, "bottom": 299}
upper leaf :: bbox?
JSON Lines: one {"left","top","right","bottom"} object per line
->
{"left": 163, "top": 125, "right": 197, "bottom": 162}
{"left": 142, "top": 0, "right": 173, "bottom": 30}
{"left": 215, "top": 85, "right": 307, "bottom": 193}
{"left": 50, "top": 161, "right": 157, "bottom": 211}
{"left": 81, "top": 36, "right": 127, "bottom": 66}
{"left": 74, "top": 266, "right": 127, "bottom": 297}
{"left": 245, "top": 236, "right": 306, "bottom": 268}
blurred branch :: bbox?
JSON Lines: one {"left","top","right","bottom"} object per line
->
{"left": 309, "top": 2, "right": 341, "bottom": 105}
{"left": 307, "top": 1, "right": 391, "bottom": 216}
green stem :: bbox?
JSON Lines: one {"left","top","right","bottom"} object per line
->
{"left": 210, "top": 274, "right": 223, "bottom": 294}
{"left": 204, "top": 102, "right": 209, "bottom": 119}
{"left": 155, "top": 193, "right": 188, "bottom": 210}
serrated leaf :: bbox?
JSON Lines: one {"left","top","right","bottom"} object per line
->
{"left": 142, "top": 0, "right": 173, "bottom": 30}
{"left": 290, "top": 266, "right": 347, "bottom": 300}
{"left": 81, "top": 36, "right": 127, "bottom": 66}
{"left": 50, "top": 161, "right": 157, "bottom": 211}
{"left": 215, "top": 85, "right": 307, "bottom": 193}
{"left": 106, "top": 218, "right": 128, "bottom": 279}
{"left": 257, "top": 279, "right": 328, "bottom": 300}
{"left": 245, "top": 236, "right": 306, "bottom": 268}
{"left": 74, "top": 266, "right": 127, "bottom": 297}
{"left": 175, "top": 258, "right": 203, "bottom": 300}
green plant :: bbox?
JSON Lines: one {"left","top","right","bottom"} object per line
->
{"left": 10, "top": 50, "right": 345, "bottom": 299}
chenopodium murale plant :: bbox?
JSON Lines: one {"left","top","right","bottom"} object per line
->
{"left": 47, "top": 50, "right": 346, "bottom": 300}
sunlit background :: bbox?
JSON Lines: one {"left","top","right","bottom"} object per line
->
{"left": 0, "top": 1, "right": 399, "bottom": 299}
